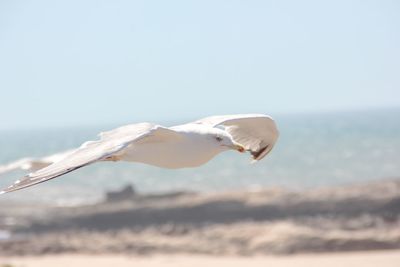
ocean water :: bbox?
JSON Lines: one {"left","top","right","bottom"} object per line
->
{"left": 0, "top": 109, "right": 399, "bottom": 205}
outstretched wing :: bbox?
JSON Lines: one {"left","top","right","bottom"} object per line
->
{"left": 0, "top": 149, "right": 76, "bottom": 175}
{"left": 0, "top": 158, "right": 35, "bottom": 175}
{"left": 194, "top": 114, "right": 279, "bottom": 161}
{"left": 0, "top": 123, "right": 170, "bottom": 194}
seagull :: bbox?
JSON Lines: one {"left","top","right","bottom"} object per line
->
{"left": 0, "top": 149, "right": 75, "bottom": 175}
{"left": 0, "top": 114, "right": 279, "bottom": 194}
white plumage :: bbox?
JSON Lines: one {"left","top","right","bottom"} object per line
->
{"left": 0, "top": 149, "right": 74, "bottom": 175}
{"left": 1, "top": 114, "right": 279, "bottom": 194}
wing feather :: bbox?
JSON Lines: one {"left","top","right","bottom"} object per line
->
{"left": 0, "top": 158, "right": 33, "bottom": 175}
{"left": 0, "top": 123, "right": 157, "bottom": 194}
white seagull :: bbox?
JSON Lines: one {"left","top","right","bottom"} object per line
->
{"left": 1, "top": 114, "right": 279, "bottom": 194}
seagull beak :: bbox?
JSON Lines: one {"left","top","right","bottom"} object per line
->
{"left": 234, "top": 144, "right": 245, "bottom": 153}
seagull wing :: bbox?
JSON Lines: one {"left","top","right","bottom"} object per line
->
{"left": 41, "top": 149, "right": 76, "bottom": 164}
{"left": 1, "top": 123, "right": 179, "bottom": 194}
{"left": 0, "top": 158, "right": 35, "bottom": 175}
{"left": 194, "top": 114, "right": 279, "bottom": 161}
{"left": 0, "top": 149, "right": 77, "bottom": 176}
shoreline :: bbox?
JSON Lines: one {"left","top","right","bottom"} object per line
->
{"left": 2, "top": 250, "right": 400, "bottom": 267}
{"left": 0, "top": 178, "right": 399, "bottom": 256}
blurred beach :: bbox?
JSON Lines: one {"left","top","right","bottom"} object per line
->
{"left": 1, "top": 0, "right": 399, "bottom": 265}
{"left": 0, "top": 178, "right": 399, "bottom": 266}
{"left": 2, "top": 251, "right": 400, "bottom": 267}
{"left": 0, "top": 109, "right": 399, "bottom": 205}
{"left": 0, "top": 109, "right": 399, "bottom": 266}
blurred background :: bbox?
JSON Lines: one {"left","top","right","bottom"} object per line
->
{"left": 0, "top": 0, "right": 399, "bottom": 266}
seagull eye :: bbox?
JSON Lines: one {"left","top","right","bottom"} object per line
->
{"left": 215, "top": 136, "right": 223, "bottom": 142}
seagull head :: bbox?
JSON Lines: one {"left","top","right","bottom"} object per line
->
{"left": 209, "top": 129, "right": 245, "bottom": 153}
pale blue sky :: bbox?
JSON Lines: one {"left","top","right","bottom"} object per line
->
{"left": 0, "top": 0, "right": 399, "bottom": 130}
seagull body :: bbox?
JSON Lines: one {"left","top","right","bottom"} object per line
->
{"left": 1, "top": 114, "right": 279, "bottom": 194}
{"left": 122, "top": 124, "right": 237, "bottom": 169}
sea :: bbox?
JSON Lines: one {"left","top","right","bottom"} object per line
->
{"left": 0, "top": 108, "right": 399, "bottom": 205}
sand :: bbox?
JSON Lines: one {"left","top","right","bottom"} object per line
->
{"left": 0, "top": 179, "right": 399, "bottom": 257}
{"left": 1, "top": 250, "right": 400, "bottom": 267}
